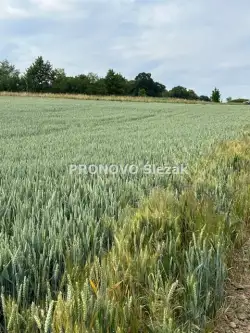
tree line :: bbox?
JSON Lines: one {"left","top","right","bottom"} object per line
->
{"left": 0, "top": 56, "right": 221, "bottom": 102}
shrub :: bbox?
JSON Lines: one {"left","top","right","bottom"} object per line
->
{"left": 230, "top": 98, "right": 249, "bottom": 103}
{"left": 138, "top": 88, "right": 147, "bottom": 97}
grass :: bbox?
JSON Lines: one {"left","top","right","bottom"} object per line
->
{"left": 0, "top": 96, "right": 249, "bottom": 332}
{"left": 0, "top": 91, "right": 211, "bottom": 104}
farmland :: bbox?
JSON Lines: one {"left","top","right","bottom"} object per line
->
{"left": 0, "top": 96, "right": 249, "bottom": 332}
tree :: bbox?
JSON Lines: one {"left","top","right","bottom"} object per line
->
{"left": 1, "top": 56, "right": 221, "bottom": 99}
{"left": 87, "top": 72, "right": 99, "bottom": 84}
{"left": 133, "top": 73, "right": 165, "bottom": 97}
{"left": 138, "top": 88, "right": 147, "bottom": 97}
{"left": 54, "top": 68, "right": 66, "bottom": 81}
{"left": 211, "top": 87, "right": 221, "bottom": 103}
{"left": 199, "top": 95, "right": 210, "bottom": 102}
{"left": 187, "top": 89, "right": 199, "bottom": 100}
{"left": 24, "top": 56, "right": 55, "bottom": 92}
{"left": 0, "top": 60, "right": 20, "bottom": 91}
{"left": 226, "top": 96, "right": 232, "bottom": 103}
{"left": 90, "top": 78, "right": 107, "bottom": 95}
{"left": 154, "top": 82, "right": 166, "bottom": 97}
{"left": 51, "top": 68, "right": 67, "bottom": 93}
{"left": 168, "top": 86, "right": 189, "bottom": 99}
{"left": 58, "top": 75, "right": 88, "bottom": 94}
{"left": 86, "top": 73, "right": 107, "bottom": 95}
{"left": 105, "top": 69, "right": 126, "bottom": 95}
{"left": 162, "top": 90, "right": 169, "bottom": 98}
{"left": 125, "top": 80, "right": 136, "bottom": 96}
{"left": 168, "top": 86, "right": 200, "bottom": 100}
{"left": 134, "top": 72, "right": 154, "bottom": 96}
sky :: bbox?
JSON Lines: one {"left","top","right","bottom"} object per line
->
{"left": 1, "top": 0, "right": 250, "bottom": 99}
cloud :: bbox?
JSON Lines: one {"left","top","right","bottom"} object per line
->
{"left": 0, "top": 0, "right": 88, "bottom": 19}
{"left": 0, "top": 1, "right": 30, "bottom": 19}
{"left": 1, "top": 0, "right": 250, "bottom": 98}
{"left": 29, "top": 0, "right": 84, "bottom": 13}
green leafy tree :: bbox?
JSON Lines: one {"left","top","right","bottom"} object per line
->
{"left": 199, "top": 95, "right": 210, "bottom": 102}
{"left": 168, "top": 86, "right": 189, "bottom": 99}
{"left": 0, "top": 60, "right": 20, "bottom": 91}
{"left": 59, "top": 75, "right": 88, "bottom": 94}
{"left": 51, "top": 68, "right": 67, "bottom": 93}
{"left": 138, "top": 88, "right": 147, "bottom": 97}
{"left": 168, "top": 86, "right": 199, "bottom": 100}
{"left": 87, "top": 72, "right": 99, "bottom": 84}
{"left": 0, "top": 56, "right": 220, "bottom": 100}
{"left": 125, "top": 80, "right": 136, "bottom": 96}
{"left": 133, "top": 72, "right": 165, "bottom": 97}
{"left": 154, "top": 82, "right": 166, "bottom": 97}
{"left": 211, "top": 87, "right": 221, "bottom": 103}
{"left": 134, "top": 72, "right": 154, "bottom": 96}
{"left": 162, "top": 90, "right": 169, "bottom": 98}
{"left": 105, "top": 69, "right": 126, "bottom": 95}
{"left": 54, "top": 68, "right": 66, "bottom": 81}
{"left": 91, "top": 78, "right": 107, "bottom": 95}
{"left": 24, "top": 56, "right": 55, "bottom": 92}
{"left": 187, "top": 89, "right": 199, "bottom": 100}
{"left": 86, "top": 73, "right": 107, "bottom": 95}
{"left": 226, "top": 96, "right": 232, "bottom": 103}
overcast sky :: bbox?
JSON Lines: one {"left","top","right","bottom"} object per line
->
{"left": 1, "top": 0, "right": 250, "bottom": 99}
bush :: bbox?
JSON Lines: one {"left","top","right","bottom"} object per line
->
{"left": 230, "top": 98, "right": 249, "bottom": 103}
{"left": 199, "top": 95, "right": 210, "bottom": 102}
{"left": 138, "top": 88, "right": 147, "bottom": 97}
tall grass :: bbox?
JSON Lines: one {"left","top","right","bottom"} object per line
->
{"left": 0, "top": 97, "right": 249, "bottom": 332}
{"left": 1, "top": 134, "right": 249, "bottom": 332}
{"left": 0, "top": 91, "right": 210, "bottom": 104}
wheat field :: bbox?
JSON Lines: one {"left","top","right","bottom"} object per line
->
{"left": 0, "top": 96, "right": 249, "bottom": 332}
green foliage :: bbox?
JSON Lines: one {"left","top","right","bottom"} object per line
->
{"left": 0, "top": 60, "right": 20, "bottom": 91}
{"left": 226, "top": 96, "right": 232, "bottom": 103}
{"left": 230, "top": 98, "right": 249, "bottom": 103}
{"left": 187, "top": 89, "right": 199, "bottom": 100}
{"left": 211, "top": 87, "right": 221, "bottom": 103}
{"left": 138, "top": 88, "right": 147, "bottom": 96}
{"left": 0, "top": 56, "right": 219, "bottom": 100}
{"left": 168, "top": 86, "right": 199, "bottom": 100}
{"left": 134, "top": 72, "right": 165, "bottom": 97}
{"left": 105, "top": 69, "right": 127, "bottom": 95}
{"left": 162, "top": 90, "right": 169, "bottom": 97}
{"left": 199, "top": 95, "right": 210, "bottom": 102}
{"left": 24, "top": 56, "right": 55, "bottom": 93}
